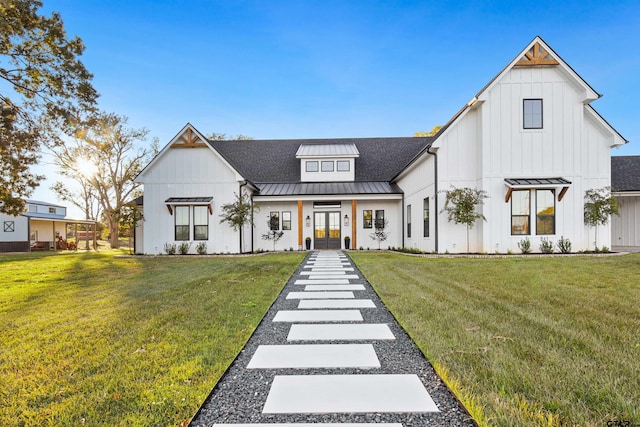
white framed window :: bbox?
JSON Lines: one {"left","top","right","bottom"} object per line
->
{"left": 523, "top": 99, "right": 543, "bottom": 129}
{"left": 337, "top": 160, "right": 350, "bottom": 172}
{"left": 321, "top": 161, "right": 334, "bottom": 172}
{"left": 306, "top": 161, "right": 319, "bottom": 172}
{"left": 406, "top": 205, "right": 412, "bottom": 238}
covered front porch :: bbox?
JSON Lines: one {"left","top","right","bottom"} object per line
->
{"left": 253, "top": 182, "right": 403, "bottom": 252}
{"left": 27, "top": 216, "right": 98, "bottom": 252}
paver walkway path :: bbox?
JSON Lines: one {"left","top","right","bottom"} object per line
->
{"left": 190, "top": 251, "right": 475, "bottom": 427}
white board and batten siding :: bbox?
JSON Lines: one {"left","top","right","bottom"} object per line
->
{"left": 137, "top": 142, "right": 246, "bottom": 255}
{"left": 474, "top": 64, "right": 615, "bottom": 253}
{"left": 612, "top": 196, "right": 640, "bottom": 247}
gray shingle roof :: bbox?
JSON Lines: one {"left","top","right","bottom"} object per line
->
{"left": 211, "top": 137, "right": 432, "bottom": 185}
{"left": 612, "top": 156, "right": 640, "bottom": 192}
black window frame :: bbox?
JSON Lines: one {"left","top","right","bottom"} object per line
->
{"left": 511, "top": 190, "right": 531, "bottom": 236}
{"left": 193, "top": 205, "right": 209, "bottom": 241}
{"left": 374, "top": 210, "right": 385, "bottom": 230}
{"left": 536, "top": 189, "right": 556, "bottom": 235}
{"left": 306, "top": 161, "right": 319, "bottom": 172}
{"left": 363, "top": 210, "right": 373, "bottom": 229}
{"left": 282, "top": 211, "right": 291, "bottom": 230}
{"left": 407, "top": 204, "right": 412, "bottom": 238}
{"left": 321, "top": 161, "right": 334, "bottom": 172}
{"left": 269, "top": 211, "right": 280, "bottom": 231}
{"left": 175, "top": 205, "right": 190, "bottom": 241}
{"left": 337, "top": 160, "right": 350, "bottom": 172}
{"left": 423, "top": 197, "right": 429, "bottom": 238}
{"left": 523, "top": 98, "right": 543, "bottom": 129}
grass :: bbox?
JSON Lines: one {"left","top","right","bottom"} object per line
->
{"left": 0, "top": 250, "right": 305, "bottom": 426}
{"left": 349, "top": 252, "right": 640, "bottom": 427}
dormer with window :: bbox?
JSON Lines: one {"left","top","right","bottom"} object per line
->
{"left": 296, "top": 143, "right": 359, "bottom": 182}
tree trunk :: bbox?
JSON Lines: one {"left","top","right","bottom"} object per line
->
{"left": 109, "top": 218, "right": 119, "bottom": 249}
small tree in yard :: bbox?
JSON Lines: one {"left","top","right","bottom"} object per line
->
{"left": 584, "top": 187, "right": 619, "bottom": 250}
{"left": 369, "top": 219, "right": 389, "bottom": 250}
{"left": 441, "top": 186, "right": 489, "bottom": 253}
{"left": 261, "top": 215, "right": 284, "bottom": 251}
{"left": 219, "top": 192, "right": 258, "bottom": 253}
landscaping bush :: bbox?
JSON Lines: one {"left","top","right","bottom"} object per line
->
{"left": 557, "top": 236, "right": 572, "bottom": 254}
{"left": 196, "top": 241, "right": 207, "bottom": 255}
{"left": 539, "top": 237, "right": 554, "bottom": 254}
{"left": 164, "top": 243, "right": 176, "bottom": 255}
{"left": 178, "top": 242, "right": 191, "bottom": 255}
{"left": 517, "top": 237, "right": 531, "bottom": 254}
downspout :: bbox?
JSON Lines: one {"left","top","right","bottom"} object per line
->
{"left": 401, "top": 193, "right": 405, "bottom": 249}
{"left": 426, "top": 145, "right": 439, "bottom": 253}
{"left": 239, "top": 181, "right": 247, "bottom": 254}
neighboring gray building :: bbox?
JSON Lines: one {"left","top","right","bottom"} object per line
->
{"left": 612, "top": 156, "right": 640, "bottom": 250}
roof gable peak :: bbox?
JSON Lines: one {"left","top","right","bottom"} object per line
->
{"left": 515, "top": 40, "right": 559, "bottom": 67}
{"left": 170, "top": 123, "right": 207, "bottom": 148}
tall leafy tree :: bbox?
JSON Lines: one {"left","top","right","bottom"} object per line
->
{"left": 441, "top": 186, "right": 489, "bottom": 253}
{"left": 413, "top": 125, "right": 442, "bottom": 137}
{"left": 50, "top": 113, "right": 154, "bottom": 248}
{"left": 208, "top": 132, "right": 253, "bottom": 141}
{"left": 1, "top": 0, "right": 97, "bottom": 215}
{"left": 584, "top": 186, "right": 619, "bottom": 250}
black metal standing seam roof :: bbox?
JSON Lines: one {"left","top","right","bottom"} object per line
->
{"left": 256, "top": 182, "right": 403, "bottom": 196}
{"left": 210, "top": 137, "right": 432, "bottom": 184}
{"left": 505, "top": 177, "right": 572, "bottom": 187}
{"left": 612, "top": 156, "right": 640, "bottom": 192}
{"left": 165, "top": 197, "right": 213, "bottom": 203}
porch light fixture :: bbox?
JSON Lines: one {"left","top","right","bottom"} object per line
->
{"left": 306, "top": 215, "right": 311, "bottom": 227}
{"left": 344, "top": 214, "right": 349, "bottom": 226}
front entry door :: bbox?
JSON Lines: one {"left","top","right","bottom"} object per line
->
{"left": 314, "top": 212, "right": 341, "bottom": 249}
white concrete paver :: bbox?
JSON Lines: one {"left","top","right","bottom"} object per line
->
{"left": 263, "top": 374, "right": 439, "bottom": 413}
{"left": 287, "top": 291, "right": 355, "bottom": 299}
{"left": 299, "top": 274, "right": 360, "bottom": 279}
{"left": 273, "top": 310, "right": 363, "bottom": 322}
{"left": 247, "top": 344, "right": 380, "bottom": 369}
{"left": 294, "top": 279, "right": 350, "bottom": 285}
{"left": 298, "top": 299, "right": 376, "bottom": 309}
{"left": 304, "top": 284, "right": 365, "bottom": 291}
{"left": 288, "top": 324, "right": 395, "bottom": 341}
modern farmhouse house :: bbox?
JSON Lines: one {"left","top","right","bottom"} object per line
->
{"left": 134, "top": 37, "right": 627, "bottom": 254}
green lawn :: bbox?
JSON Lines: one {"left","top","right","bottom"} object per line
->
{"left": 0, "top": 250, "right": 304, "bottom": 426}
{"left": 349, "top": 252, "right": 640, "bottom": 427}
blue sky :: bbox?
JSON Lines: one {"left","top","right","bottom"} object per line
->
{"left": 33, "top": 0, "right": 640, "bottom": 211}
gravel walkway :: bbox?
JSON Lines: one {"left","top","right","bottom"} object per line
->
{"left": 189, "top": 251, "right": 476, "bottom": 426}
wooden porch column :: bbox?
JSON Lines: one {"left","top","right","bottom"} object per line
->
{"left": 297, "top": 200, "right": 303, "bottom": 250}
{"left": 53, "top": 221, "right": 57, "bottom": 252}
{"left": 351, "top": 200, "right": 357, "bottom": 249}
